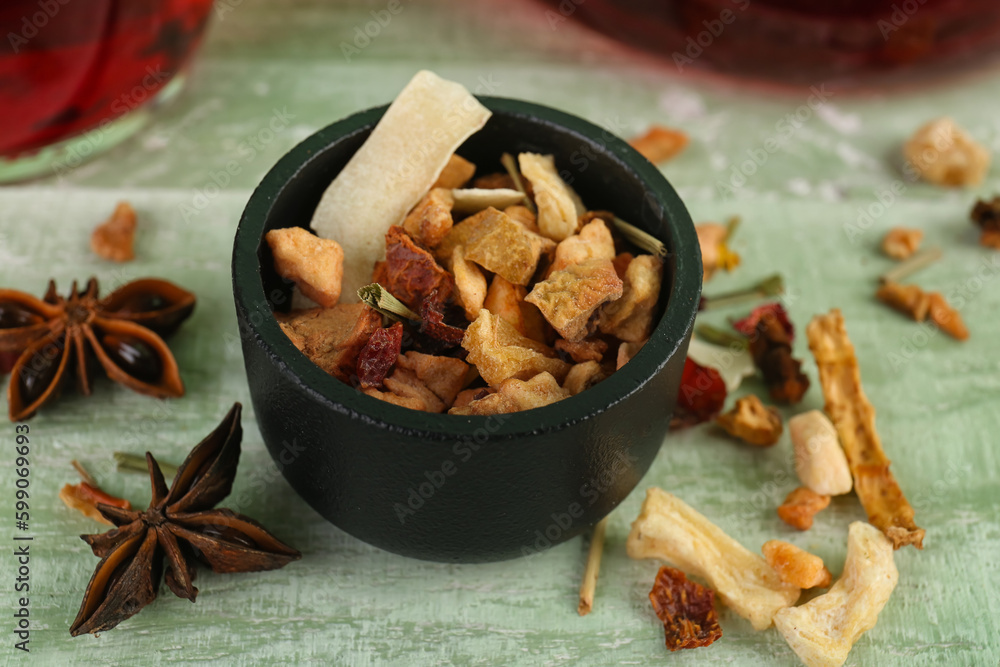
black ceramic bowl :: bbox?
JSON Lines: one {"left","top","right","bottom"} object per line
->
{"left": 233, "top": 97, "right": 701, "bottom": 563}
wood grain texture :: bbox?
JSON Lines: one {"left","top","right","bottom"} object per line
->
{"left": 2, "top": 0, "right": 999, "bottom": 664}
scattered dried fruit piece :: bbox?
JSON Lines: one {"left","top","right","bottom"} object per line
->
{"left": 673, "top": 357, "right": 728, "bottom": 428}
{"left": 91, "top": 201, "right": 137, "bottom": 263}
{"left": 970, "top": 195, "right": 1000, "bottom": 249}
{"left": 464, "top": 207, "right": 554, "bottom": 286}
{"left": 598, "top": 254, "right": 663, "bottom": 343}
{"left": 526, "top": 259, "right": 623, "bottom": 342}
{"left": 384, "top": 367, "right": 446, "bottom": 413}
{"left": 903, "top": 117, "right": 990, "bottom": 187}
{"left": 874, "top": 282, "right": 968, "bottom": 340}
{"left": 451, "top": 245, "right": 487, "bottom": 321}
{"left": 926, "top": 291, "right": 970, "bottom": 340}
{"left": 881, "top": 227, "right": 923, "bottom": 260}
{"left": 483, "top": 275, "right": 545, "bottom": 341}
{"left": 789, "top": 410, "right": 853, "bottom": 496}
{"left": 627, "top": 488, "right": 800, "bottom": 630}
{"left": 519, "top": 153, "right": 583, "bottom": 241}
{"left": 550, "top": 219, "right": 615, "bottom": 274}
{"left": 748, "top": 307, "right": 810, "bottom": 404}
{"left": 395, "top": 350, "right": 468, "bottom": 406}
{"left": 402, "top": 188, "right": 454, "bottom": 248}
{"left": 448, "top": 371, "right": 568, "bottom": 415}
{"left": 617, "top": 340, "right": 643, "bottom": 370}
{"left": 363, "top": 387, "right": 426, "bottom": 411}
{"left": 562, "top": 360, "right": 606, "bottom": 395}
{"left": 717, "top": 395, "right": 783, "bottom": 447}
{"left": 431, "top": 153, "right": 476, "bottom": 189}
{"left": 452, "top": 188, "right": 525, "bottom": 214}
{"left": 554, "top": 338, "right": 607, "bottom": 364}
{"left": 733, "top": 302, "right": 794, "bottom": 341}
{"left": 382, "top": 226, "right": 455, "bottom": 310}
{"left": 696, "top": 222, "right": 740, "bottom": 282}
{"left": 277, "top": 303, "right": 382, "bottom": 383}
{"left": 774, "top": 522, "right": 898, "bottom": 667}
{"left": 503, "top": 205, "right": 539, "bottom": 234}
{"left": 266, "top": 227, "right": 345, "bottom": 308}
{"left": 807, "top": 310, "right": 925, "bottom": 549}
{"left": 762, "top": 540, "right": 832, "bottom": 589}
{"left": 777, "top": 486, "right": 830, "bottom": 531}
{"left": 310, "top": 70, "right": 491, "bottom": 298}
{"left": 648, "top": 566, "right": 722, "bottom": 652}
{"left": 462, "top": 309, "right": 569, "bottom": 386}
{"left": 356, "top": 322, "right": 404, "bottom": 389}
{"left": 472, "top": 172, "right": 515, "bottom": 190}
{"left": 629, "top": 125, "right": 689, "bottom": 165}
{"left": 60, "top": 482, "right": 132, "bottom": 526}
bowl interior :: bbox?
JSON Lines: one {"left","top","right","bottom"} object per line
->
{"left": 236, "top": 96, "right": 701, "bottom": 439}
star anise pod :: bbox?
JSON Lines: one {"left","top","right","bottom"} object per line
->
{"left": 0, "top": 277, "right": 195, "bottom": 421}
{"left": 70, "top": 403, "right": 301, "bottom": 636}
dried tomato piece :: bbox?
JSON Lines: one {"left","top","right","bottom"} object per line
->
{"left": 356, "top": 322, "right": 404, "bottom": 389}
{"left": 648, "top": 566, "right": 722, "bottom": 652}
{"left": 417, "top": 291, "right": 466, "bottom": 350}
{"left": 673, "top": 357, "right": 727, "bottom": 428}
{"left": 382, "top": 226, "right": 454, "bottom": 310}
{"left": 732, "top": 302, "right": 794, "bottom": 341}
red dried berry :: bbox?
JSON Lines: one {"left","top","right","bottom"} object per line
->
{"left": 648, "top": 566, "right": 722, "bottom": 651}
{"left": 673, "top": 357, "right": 727, "bottom": 428}
{"left": 356, "top": 322, "right": 404, "bottom": 389}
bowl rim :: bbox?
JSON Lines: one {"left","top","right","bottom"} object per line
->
{"left": 234, "top": 95, "right": 702, "bottom": 440}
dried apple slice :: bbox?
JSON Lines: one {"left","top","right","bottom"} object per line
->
{"left": 310, "top": 71, "right": 492, "bottom": 299}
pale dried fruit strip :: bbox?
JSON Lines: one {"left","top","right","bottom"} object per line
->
{"left": 627, "top": 487, "right": 800, "bottom": 631}
{"left": 310, "top": 71, "right": 491, "bottom": 299}
{"left": 806, "top": 309, "right": 925, "bottom": 549}
{"left": 774, "top": 522, "right": 898, "bottom": 667}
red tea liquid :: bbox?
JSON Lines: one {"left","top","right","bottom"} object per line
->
{"left": 549, "top": 0, "right": 1000, "bottom": 87}
{"left": 0, "top": 0, "right": 214, "bottom": 157}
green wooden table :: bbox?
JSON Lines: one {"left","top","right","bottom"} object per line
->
{"left": 2, "top": 1, "right": 999, "bottom": 664}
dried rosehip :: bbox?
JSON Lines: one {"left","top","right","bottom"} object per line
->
{"left": 648, "top": 566, "right": 722, "bottom": 651}
{"left": 673, "top": 357, "right": 727, "bottom": 428}
{"left": 733, "top": 302, "right": 794, "bottom": 341}
{"left": 357, "top": 322, "right": 404, "bottom": 389}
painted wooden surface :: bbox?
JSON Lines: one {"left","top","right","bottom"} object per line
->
{"left": 1, "top": 1, "right": 999, "bottom": 664}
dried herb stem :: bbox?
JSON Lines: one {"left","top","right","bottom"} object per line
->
{"left": 72, "top": 460, "right": 96, "bottom": 486}
{"left": 114, "top": 451, "right": 178, "bottom": 478}
{"left": 695, "top": 324, "right": 749, "bottom": 350}
{"left": 612, "top": 217, "right": 668, "bottom": 258}
{"left": 501, "top": 152, "right": 535, "bottom": 214}
{"left": 700, "top": 274, "right": 784, "bottom": 311}
{"left": 357, "top": 283, "right": 419, "bottom": 322}
{"left": 879, "top": 246, "right": 943, "bottom": 285}
{"left": 578, "top": 516, "right": 608, "bottom": 616}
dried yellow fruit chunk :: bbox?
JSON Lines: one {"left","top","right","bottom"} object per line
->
{"left": 807, "top": 309, "right": 924, "bottom": 549}
{"left": 519, "top": 153, "right": 583, "bottom": 241}
{"left": 395, "top": 351, "right": 468, "bottom": 406}
{"left": 881, "top": 227, "right": 923, "bottom": 260}
{"left": 402, "top": 187, "right": 454, "bottom": 249}
{"left": 464, "top": 207, "right": 554, "bottom": 286}
{"left": 761, "top": 540, "right": 832, "bottom": 589}
{"left": 384, "top": 367, "right": 446, "bottom": 413}
{"left": 716, "top": 395, "right": 783, "bottom": 447}
{"left": 462, "top": 309, "right": 569, "bottom": 387}
{"left": 774, "top": 522, "right": 898, "bottom": 667}
{"left": 448, "top": 372, "right": 568, "bottom": 415}
{"left": 599, "top": 254, "right": 663, "bottom": 343}
{"left": 431, "top": 153, "right": 475, "bottom": 189}
{"left": 266, "top": 227, "right": 345, "bottom": 308}
{"left": 526, "top": 259, "right": 623, "bottom": 343}
{"left": 550, "top": 219, "right": 615, "bottom": 274}
{"left": 627, "top": 487, "right": 800, "bottom": 631}
{"left": 451, "top": 245, "right": 487, "bottom": 321}
{"left": 904, "top": 117, "right": 990, "bottom": 187}
{"left": 562, "top": 360, "right": 605, "bottom": 396}
{"left": 789, "top": 410, "right": 852, "bottom": 496}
